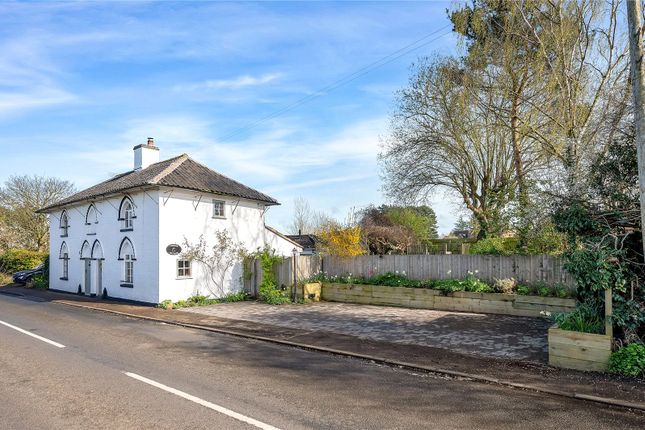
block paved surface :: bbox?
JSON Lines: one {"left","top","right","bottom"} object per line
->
{"left": 182, "top": 301, "right": 552, "bottom": 361}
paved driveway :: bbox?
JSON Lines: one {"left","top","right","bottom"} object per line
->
{"left": 182, "top": 301, "right": 552, "bottom": 362}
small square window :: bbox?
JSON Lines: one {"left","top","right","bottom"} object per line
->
{"left": 177, "top": 259, "right": 192, "bottom": 278}
{"left": 212, "top": 200, "right": 225, "bottom": 218}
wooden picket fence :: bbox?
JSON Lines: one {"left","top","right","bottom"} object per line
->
{"left": 243, "top": 254, "right": 573, "bottom": 296}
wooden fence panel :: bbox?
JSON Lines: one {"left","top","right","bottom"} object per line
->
{"left": 311, "top": 254, "right": 573, "bottom": 286}
{"left": 247, "top": 254, "right": 573, "bottom": 296}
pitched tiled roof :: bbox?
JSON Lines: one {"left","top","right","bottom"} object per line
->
{"left": 39, "top": 154, "right": 279, "bottom": 212}
{"left": 285, "top": 234, "right": 318, "bottom": 249}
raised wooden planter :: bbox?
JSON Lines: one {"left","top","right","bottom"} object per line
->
{"left": 548, "top": 326, "right": 612, "bottom": 372}
{"left": 293, "top": 282, "right": 322, "bottom": 303}
{"left": 321, "top": 283, "right": 576, "bottom": 317}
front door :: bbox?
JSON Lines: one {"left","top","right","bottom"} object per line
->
{"left": 84, "top": 259, "right": 92, "bottom": 296}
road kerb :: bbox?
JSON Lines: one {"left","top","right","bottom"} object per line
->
{"left": 55, "top": 300, "right": 645, "bottom": 413}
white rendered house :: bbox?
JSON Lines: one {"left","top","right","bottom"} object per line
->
{"left": 39, "top": 139, "right": 301, "bottom": 304}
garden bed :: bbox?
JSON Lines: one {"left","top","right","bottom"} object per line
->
{"left": 321, "top": 283, "right": 576, "bottom": 317}
{"left": 548, "top": 326, "right": 612, "bottom": 372}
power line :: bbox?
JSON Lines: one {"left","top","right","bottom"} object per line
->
{"left": 218, "top": 25, "right": 452, "bottom": 142}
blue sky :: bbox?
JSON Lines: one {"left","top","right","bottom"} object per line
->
{"left": 0, "top": 1, "right": 461, "bottom": 234}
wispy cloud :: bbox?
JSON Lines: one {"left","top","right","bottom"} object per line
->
{"left": 173, "top": 73, "right": 282, "bottom": 92}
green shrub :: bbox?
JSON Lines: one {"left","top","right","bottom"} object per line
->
{"left": 0, "top": 272, "right": 12, "bottom": 286}
{"left": 494, "top": 278, "right": 516, "bottom": 294}
{"left": 433, "top": 279, "right": 465, "bottom": 293}
{"left": 31, "top": 274, "right": 48, "bottom": 290}
{"left": 552, "top": 303, "right": 604, "bottom": 334}
{"left": 470, "top": 237, "right": 517, "bottom": 256}
{"left": 462, "top": 274, "right": 493, "bottom": 293}
{"left": 516, "top": 284, "right": 530, "bottom": 295}
{"left": 524, "top": 223, "right": 566, "bottom": 256}
{"left": 257, "top": 248, "right": 290, "bottom": 305}
{"left": 554, "top": 285, "right": 572, "bottom": 299}
{"left": 222, "top": 291, "right": 249, "bottom": 302}
{"left": 368, "top": 272, "right": 421, "bottom": 288}
{"left": 157, "top": 299, "right": 173, "bottom": 309}
{"left": 174, "top": 300, "right": 188, "bottom": 309}
{"left": 0, "top": 249, "right": 48, "bottom": 273}
{"left": 608, "top": 343, "right": 645, "bottom": 377}
{"left": 537, "top": 287, "right": 551, "bottom": 297}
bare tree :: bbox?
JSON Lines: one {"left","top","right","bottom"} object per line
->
{"left": 289, "top": 197, "right": 313, "bottom": 234}
{"left": 0, "top": 175, "right": 75, "bottom": 251}
{"left": 517, "top": 0, "right": 629, "bottom": 190}
{"left": 288, "top": 196, "right": 334, "bottom": 235}
{"left": 381, "top": 57, "right": 517, "bottom": 239}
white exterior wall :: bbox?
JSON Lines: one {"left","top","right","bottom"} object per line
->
{"left": 158, "top": 188, "right": 269, "bottom": 302}
{"left": 48, "top": 190, "right": 160, "bottom": 303}
{"left": 47, "top": 187, "right": 298, "bottom": 304}
{"left": 265, "top": 228, "right": 300, "bottom": 256}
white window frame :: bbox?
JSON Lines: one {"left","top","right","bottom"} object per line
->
{"left": 123, "top": 255, "right": 134, "bottom": 284}
{"left": 60, "top": 212, "right": 69, "bottom": 237}
{"left": 123, "top": 201, "right": 134, "bottom": 230}
{"left": 212, "top": 199, "right": 226, "bottom": 218}
{"left": 176, "top": 259, "right": 192, "bottom": 278}
{"left": 86, "top": 205, "right": 98, "bottom": 235}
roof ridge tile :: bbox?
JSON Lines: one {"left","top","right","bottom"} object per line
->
{"left": 150, "top": 153, "right": 189, "bottom": 184}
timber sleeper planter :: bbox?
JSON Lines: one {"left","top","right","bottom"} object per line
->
{"left": 548, "top": 326, "right": 612, "bottom": 372}
{"left": 321, "top": 283, "right": 576, "bottom": 317}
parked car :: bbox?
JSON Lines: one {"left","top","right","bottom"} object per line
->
{"left": 12, "top": 264, "right": 45, "bottom": 285}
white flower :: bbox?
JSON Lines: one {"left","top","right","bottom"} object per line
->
{"left": 474, "top": 270, "right": 479, "bottom": 274}
{"left": 402, "top": 271, "right": 406, "bottom": 276}
{"left": 539, "top": 310, "right": 552, "bottom": 317}
{"left": 395, "top": 270, "right": 399, "bottom": 274}
{"left": 447, "top": 270, "right": 452, "bottom": 275}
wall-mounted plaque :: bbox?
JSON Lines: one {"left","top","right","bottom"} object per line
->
{"left": 166, "top": 244, "right": 182, "bottom": 255}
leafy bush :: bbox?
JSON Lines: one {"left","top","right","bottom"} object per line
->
{"left": 187, "top": 295, "right": 219, "bottom": 306}
{"left": 524, "top": 223, "right": 566, "bottom": 256}
{"left": 493, "top": 278, "right": 516, "bottom": 294}
{"left": 516, "top": 284, "right": 530, "bottom": 295}
{"left": 368, "top": 272, "right": 422, "bottom": 288}
{"left": 554, "top": 285, "right": 572, "bottom": 299}
{"left": 462, "top": 274, "right": 493, "bottom": 293}
{"left": 470, "top": 237, "right": 516, "bottom": 256}
{"left": 537, "top": 287, "right": 551, "bottom": 297}
{"left": 257, "top": 248, "right": 290, "bottom": 305}
{"left": 433, "top": 279, "right": 465, "bottom": 293}
{"left": 0, "top": 249, "right": 48, "bottom": 273}
{"left": 158, "top": 299, "right": 173, "bottom": 309}
{"left": 31, "top": 274, "right": 48, "bottom": 290}
{"left": 222, "top": 291, "right": 249, "bottom": 302}
{"left": 0, "top": 272, "right": 12, "bottom": 286}
{"left": 552, "top": 304, "right": 604, "bottom": 334}
{"left": 608, "top": 343, "right": 645, "bottom": 377}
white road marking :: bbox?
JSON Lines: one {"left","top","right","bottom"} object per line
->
{"left": 124, "top": 372, "right": 281, "bottom": 430}
{"left": 0, "top": 319, "right": 66, "bottom": 348}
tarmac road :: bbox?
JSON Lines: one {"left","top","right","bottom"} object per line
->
{"left": 0, "top": 292, "right": 643, "bottom": 429}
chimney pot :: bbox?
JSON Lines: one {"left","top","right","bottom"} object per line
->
{"left": 147, "top": 137, "right": 155, "bottom": 146}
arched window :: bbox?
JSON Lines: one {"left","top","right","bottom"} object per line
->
{"left": 118, "top": 237, "right": 135, "bottom": 286}
{"left": 59, "top": 211, "right": 69, "bottom": 237}
{"left": 86, "top": 204, "right": 98, "bottom": 235}
{"left": 118, "top": 196, "right": 135, "bottom": 230}
{"left": 91, "top": 240, "right": 104, "bottom": 260}
{"left": 59, "top": 242, "right": 69, "bottom": 280}
{"left": 80, "top": 240, "right": 91, "bottom": 259}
